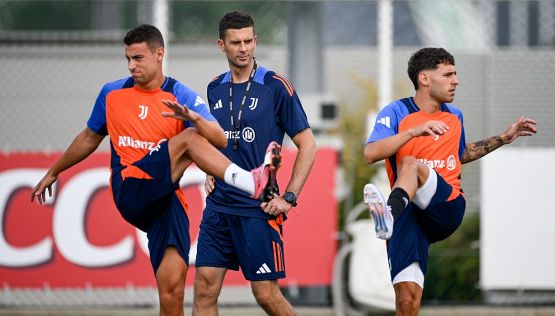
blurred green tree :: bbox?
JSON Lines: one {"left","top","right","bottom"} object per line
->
{"left": 0, "top": 1, "right": 285, "bottom": 44}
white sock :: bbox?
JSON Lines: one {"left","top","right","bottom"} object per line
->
{"left": 224, "top": 163, "right": 254, "bottom": 194}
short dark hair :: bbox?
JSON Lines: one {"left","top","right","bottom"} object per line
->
{"left": 124, "top": 24, "right": 164, "bottom": 50}
{"left": 218, "top": 11, "right": 255, "bottom": 40}
{"left": 407, "top": 47, "right": 455, "bottom": 90}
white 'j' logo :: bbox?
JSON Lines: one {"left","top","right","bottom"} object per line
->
{"left": 249, "top": 98, "right": 258, "bottom": 110}
{"left": 138, "top": 105, "right": 148, "bottom": 120}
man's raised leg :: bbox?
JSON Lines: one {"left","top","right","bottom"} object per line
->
{"left": 364, "top": 156, "right": 431, "bottom": 240}
{"left": 166, "top": 128, "right": 281, "bottom": 200}
{"left": 392, "top": 156, "right": 430, "bottom": 199}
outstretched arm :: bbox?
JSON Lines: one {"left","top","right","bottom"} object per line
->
{"left": 461, "top": 116, "right": 537, "bottom": 164}
{"left": 31, "top": 127, "right": 104, "bottom": 204}
{"left": 261, "top": 128, "right": 317, "bottom": 215}
{"left": 162, "top": 99, "right": 227, "bottom": 148}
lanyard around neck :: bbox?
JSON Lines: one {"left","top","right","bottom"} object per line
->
{"left": 229, "top": 58, "right": 257, "bottom": 150}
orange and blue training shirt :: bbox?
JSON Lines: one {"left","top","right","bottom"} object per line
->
{"left": 86, "top": 76, "right": 215, "bottom": 178}
{"left": 367, "top": 97, "right": 466, "bottom": 201}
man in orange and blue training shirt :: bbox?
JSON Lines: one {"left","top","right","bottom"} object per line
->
{"left": 31, "top": 24, "right": 281, "bottom": 316}
{"left": 363, "top": 47, "right": 537, "bottom": 315}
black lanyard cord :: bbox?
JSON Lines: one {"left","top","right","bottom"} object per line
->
{"left": 229, "top": 58, "right": 257, "bottom": 150}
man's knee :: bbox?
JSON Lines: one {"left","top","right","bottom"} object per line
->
{"left": 195, "top": 276, "right": 220, "bottom": 299}
{"left": 394, "top": 283, "right": 422, "bottom": 315}
{"left": 399, "top": 156, "right": 418, "bottom": 169}
{"left": 397, "top": 295, "right": 421, "bottom": 315}
{"left": 397, "top": 156, "right": 418, "bottom": 176}
{"left": 194, "top": 274, "right": 220, "bottom": 302}
{"left": 156, "top": 248, "right": 187, "bottom": 303}
{"left": 251, "top": 281, "right": 281, "bottom": 306}
{"left": 253, "top": 290, "right": 273, "bottom": 306}
{"left": 172, "top": 128, "right": 208, "bottom": 150}
{"left": 168, "top": 129, "right": 206, "bottom": 175}
{"left": 159, "top": 286, "right": 184, "bottom": 303}
{"left": 158, "top": 274, "right": 185, "bottom": 308}
{"left": 399, "top": 156, "right": 429, "bottom": 181}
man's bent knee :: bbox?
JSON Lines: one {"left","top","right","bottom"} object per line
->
{"left": 394, "top": 282, "right": 422, "bottom": 316}
{"left": 399, "top": 156, "right": 417, "bottom": 166}
{"left": 252, "top": 281, "right": 281, "bottom": 306}
{"left": 399, "top": 156, "right": 430, "bottom": 185}
{"left": 171, "top": 128, "right": 208, "bottom": 152}
{"left": 397, "top": 156, "right": 418, "bottom": 174}
{"left": 397, "top": 298, "right": 420, "bottom": 315}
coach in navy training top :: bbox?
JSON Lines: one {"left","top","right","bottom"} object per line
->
{"left": 205, "top": 65, "right": 310, "bottom": 218}
{"left": 193, "top": 11, "right": 317, "bottom": 316}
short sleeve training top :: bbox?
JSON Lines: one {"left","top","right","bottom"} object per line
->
{"left": 87, "top": 76, "right": 214, "bottom": 170}
{"left": 368, "top": 97, "right": 466, "bottom": 200}
{"left": 205, "top": 65, "right": 310, "bottom": 217}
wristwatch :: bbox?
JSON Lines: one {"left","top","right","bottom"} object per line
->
{"left": 283, "top": 191, "right": 298, "bottom": 207}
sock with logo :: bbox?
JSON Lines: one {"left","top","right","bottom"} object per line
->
{"left": 387, "top": 187, "right": 410, "bottom": 221}
{"left": 224, "top": 163, "right": 255, "bottom": 194}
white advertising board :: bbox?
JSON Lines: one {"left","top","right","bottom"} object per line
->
{"left": 481, "top": 148, "right": 555, "bottom": 290}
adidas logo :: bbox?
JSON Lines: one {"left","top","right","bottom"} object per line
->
{"left": 194, "top": 96, "right": 205, "bottom": 107}
{"left": 377, "top": 116, "right": 391, "bottom": 128}
{"left": 231, "top": 172, "right": 238, "bottom": 184}
{"left": 213, "top": 99, "right": 223, "bottom": 110}
{"left": 256, "top": 263, "right": 272, "bottom": 274}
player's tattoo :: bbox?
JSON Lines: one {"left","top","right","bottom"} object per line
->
{"left": 461, "top": 136, "right": 505, "bottom": 164}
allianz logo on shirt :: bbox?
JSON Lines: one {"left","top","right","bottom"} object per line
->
{"left": 117, "top": 136, "right": 167, "bottom": 152}
{"left": 417, "top": 155, "right": 457, "bottom": 171}
{"left": 224, "top": 127, "right": 256, "bottom": 142}
{"left": 118, "top": 135, "right": 156, "bottom": 150}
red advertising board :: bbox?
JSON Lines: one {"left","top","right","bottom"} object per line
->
{"left": 0, "top": 149, "right": 337, "bottom": 288}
